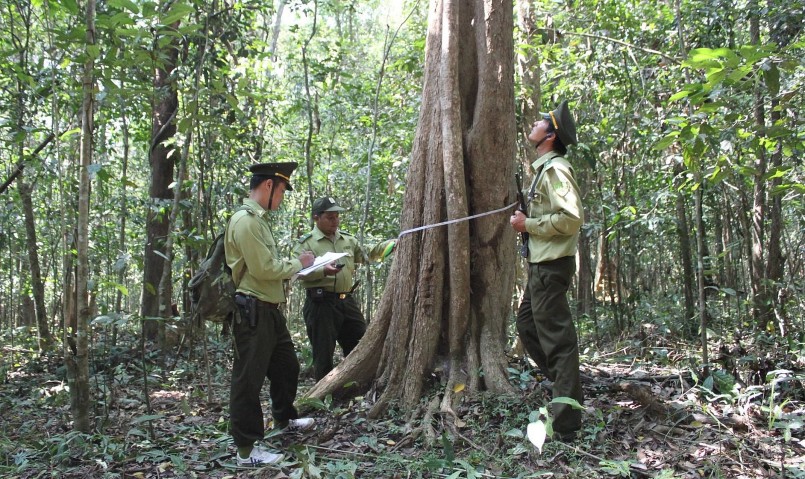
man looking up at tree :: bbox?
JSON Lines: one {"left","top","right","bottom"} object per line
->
{"left": 293, "top": 197, "right": 395, "bottom": 381}
{"left": 509, "top": 100, "right": 585, "bottom": 442}
{"left": 225, "top": 162, "right": 316, "bottom": 467}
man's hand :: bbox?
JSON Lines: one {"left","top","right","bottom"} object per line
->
{"left": 323, "top": 263, "right": 341, "bottom": 276}
{"left": 510, "top": 211, "right": 527, "bottom": 233}
{"left": 299, "top": 251, "right": 315, "bottom": 268}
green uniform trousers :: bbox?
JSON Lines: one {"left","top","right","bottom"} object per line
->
{"left": 303, "top": 293, "right": 366, "bottom": 381}
{"left": 230, "top": 301, "right": 300, "bottom": 447}
{"left": 516, "top": 255, "right": 583, "bottom": 436}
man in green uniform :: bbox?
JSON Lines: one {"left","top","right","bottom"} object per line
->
{"left": 225, "top": 162, "right": 316, "bottom": 467}
{"left": 293, "top": 197, "right": 395, "bottom": 381}
{"left": 510, "top": 100, "right": 584, "bottom": 442}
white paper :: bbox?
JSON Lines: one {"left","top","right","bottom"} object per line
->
{"left": 296, "top": 252, "right": 349, "bottom": 276}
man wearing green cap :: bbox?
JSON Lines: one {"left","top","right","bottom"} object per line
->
{"left": 293, "top": 197, "right": 395, "bottom": 381}
{"left": 510, "top": 100, "right": 585, "bottom": 442}
{"left": 225, "top": 162, "right": 317, "bottom": 467}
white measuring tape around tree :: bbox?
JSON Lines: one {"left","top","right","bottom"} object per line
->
{"left": 396, "top": 202, "right": 519, "bottom": 239}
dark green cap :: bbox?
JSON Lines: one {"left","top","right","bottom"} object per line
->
{"left": 312, "top": 197, "right": 346, "bottom": 216}
{"left": 541, "top": 100, "right": 577, "bottom": 147}
{"left": 249, "top": 162, "right": 298, "bottom": 190}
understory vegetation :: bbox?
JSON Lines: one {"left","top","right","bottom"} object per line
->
{"left": 2, "top": 304, "right": 803, "bottom": 478}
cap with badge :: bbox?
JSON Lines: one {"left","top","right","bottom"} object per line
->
{"left": 312, "top": 197, "right": 346, "bottom": 216}
{"left": 541, "top": 100, "right": 577, "bottom": 147}
{"left": 249, "top": 162, "right": 298, "bottom": 190}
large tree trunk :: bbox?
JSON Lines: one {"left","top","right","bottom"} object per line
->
{"left": 140, "top": 11, "right": 180, "bottom": 340}
{"left": 306, "top": 0, "right": 518, "bottom": 416}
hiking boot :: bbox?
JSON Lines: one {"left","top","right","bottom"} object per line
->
{"left": 236, "top": 446, "right": 283, "bottom": 467}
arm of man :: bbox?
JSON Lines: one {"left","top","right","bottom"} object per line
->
{"left": 292, "top": 236, "right": 330, "bottom": 280}
{"left": 235, "top": 216, "right": 304, "bottom": 280}
{"left": 363, "top": 239, "right": 396, "bottom": 263}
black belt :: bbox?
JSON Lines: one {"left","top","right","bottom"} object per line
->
{"left": 256, "top": 299, "right": 279, "bottom": 309}
{"left": 235, "top": 293, "right": 279, "bottom": 309}
{"left": 306, "top": 288, "right": 350, "bottom": 300}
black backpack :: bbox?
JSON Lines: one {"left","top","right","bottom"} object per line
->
{"left": 188, "top": 232, "right": 236, "bottom": 324}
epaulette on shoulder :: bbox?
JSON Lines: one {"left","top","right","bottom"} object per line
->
{"left": 298, "top": 233, "right": 313, "bottom": 243}
{"left": 234, "top": 205, "right": 256, "bottom": 216}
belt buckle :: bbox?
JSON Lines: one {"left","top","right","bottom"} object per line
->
{"left": 338, "top": 293, "right": 347, "bottom": 300}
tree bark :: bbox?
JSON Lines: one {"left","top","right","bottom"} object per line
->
{"left": 68, "top": 0, "right": 96, "bottom": 433}
{"left": 748, "top": 4, "right": 771, "bottom": 330}
{"left": 140, "top": 8, "right": 180, "bottom": 340}
{"left": 693, "top": 174, "right": 709, "bottom": 377}
{"left": 765, "top": 99, "right": 785, "bottom": 334}
{"left": 673, "top": 162, "right": 695, "bottom": 334}
{"left": 18, "top": 177, "right": 55, "bottom": 350}
{"left": 305, "top": 0, "right": 518, "bottom": 415}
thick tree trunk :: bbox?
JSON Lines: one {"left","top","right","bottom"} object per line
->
{"left": 306, "top": 0, "right": 518, "bottom": 415}
{"left": 140, "top": 17, "right": 180, "bottom": 340}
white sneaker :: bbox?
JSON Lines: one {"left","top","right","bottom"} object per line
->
{"left": 284, "top": 417, "right": 315, "bottom": 431}
{"left": 236, "top": 445, "right": 283, "bottom": 467}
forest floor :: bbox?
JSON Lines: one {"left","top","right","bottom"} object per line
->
{"left": 1, "top": 329, "right": 803, "bottom": 479}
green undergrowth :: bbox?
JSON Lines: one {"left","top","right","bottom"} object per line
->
{"left": 1, "top": 327, "right": 804, "bottom": 478}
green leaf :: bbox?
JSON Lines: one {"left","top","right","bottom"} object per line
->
{"left": 87, "top": 44, "right": 101, "bottom": 60}
{"left": 60, "top": 0, "right": 79, "bottom": 15}
{"left": 550, "top": 396, "right": 584, "bottom": 409}
{"left": 60, "top": 128, "right": 81, "bottom": 139}
{"left": 161, "top": 3, "right": 194, "bottom": 26}
{"left": 653, "top": 133, "right": 678, "bottom": 151}
{"left": 108, "top": 0, "right": 139, "bottom": 14}
{"left": 668, "top": 90, "right": 691, "bottom": 103}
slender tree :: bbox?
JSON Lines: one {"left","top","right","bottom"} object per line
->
{"left": 66, "top": 0, "right": 96, "bottom": 433}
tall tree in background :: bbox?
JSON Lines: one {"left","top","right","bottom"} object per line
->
{"left": 7, "top": 0, "right": 55, "bottom": 349}
{"left": 307, "top": 0, "right": 518, "bottom": 420}
{"left": 67, "top": 0, "right": 96, "bottom": 433}
{"left": 139, "top": 3, "right": 181, "bottom": 341}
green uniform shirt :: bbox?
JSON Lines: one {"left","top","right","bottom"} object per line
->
{"left": 524, "top": 152, "right": 584, "bottom": 263}
{"left": 293, "top": 226, "right": 393, "bottom": 292}
{"left": 225, "top": 198, "right": 303, "bottom": 304}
